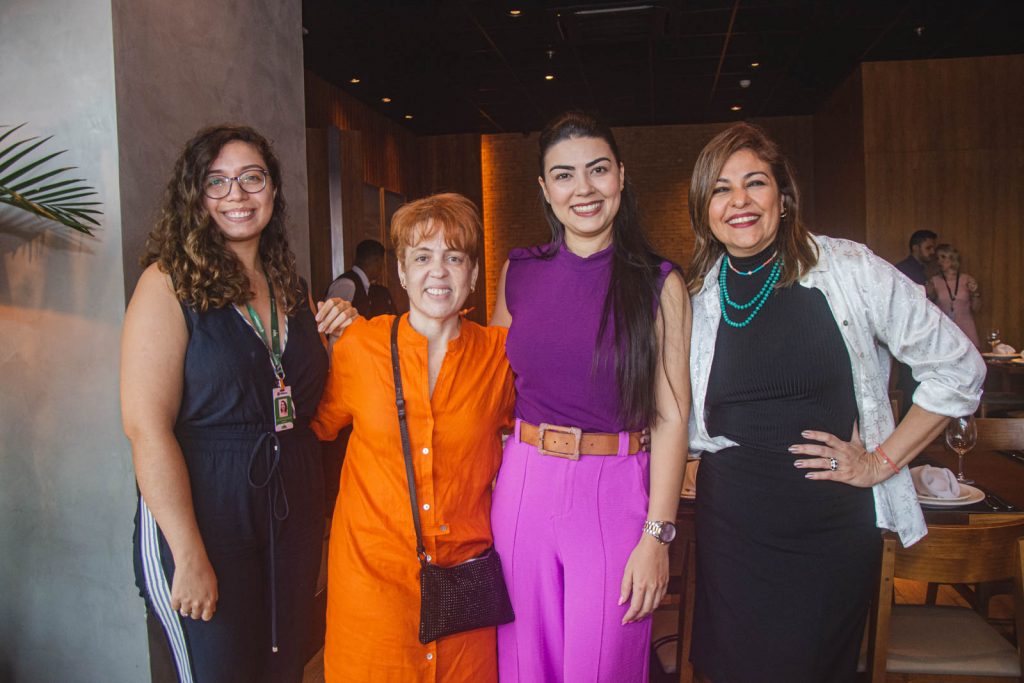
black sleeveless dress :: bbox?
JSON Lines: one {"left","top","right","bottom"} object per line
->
{"left": 691, "top": 248, "right": 881, "bottom": 683}
{"left": 133, "top": 281, "right": 328, "bottom": 683}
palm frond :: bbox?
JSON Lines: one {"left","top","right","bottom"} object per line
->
{"left": 0, "top": 123, "right": 102, "bottom": 235}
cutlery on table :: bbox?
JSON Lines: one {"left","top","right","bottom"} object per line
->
{"left": 997, "top": 450, "right": 1024, "bottom": 466}
{"left": 986, "top": 492, "right": 1017, "bottom": 511}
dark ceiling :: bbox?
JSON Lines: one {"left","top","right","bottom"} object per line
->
{"left": 301, "top": 0, "right": 1024, "bottom": 135}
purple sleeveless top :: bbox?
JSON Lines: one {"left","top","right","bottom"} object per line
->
{"left": 505, "top": 241, "right": 675, "bottom": 433}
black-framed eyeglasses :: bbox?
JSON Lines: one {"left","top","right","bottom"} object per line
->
{"left": 203, "top": 169, "right": 269, "bottom": 199}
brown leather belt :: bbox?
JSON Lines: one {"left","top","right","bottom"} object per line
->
{"left": 519, "top": 421, "right": 643, "bottom": 460}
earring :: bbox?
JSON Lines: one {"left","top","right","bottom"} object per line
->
{"left": 780, "top": 208, "right": 788, "bottom": 219}
{"left": 400, "top": 280, "right": 407, "bottom": 290}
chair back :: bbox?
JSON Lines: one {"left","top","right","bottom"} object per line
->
{"left": 974, "top": 417, "right": 1024, "bottom": 451}
{"left": 894, "top": 518, "right": 1024, "bottom": 584}
{"left": 866, "top": 518, "right": 1024, "bottom": 681}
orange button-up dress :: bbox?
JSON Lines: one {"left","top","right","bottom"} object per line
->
{"left": 311, "top": 314, "right": 515, "bottom": 682}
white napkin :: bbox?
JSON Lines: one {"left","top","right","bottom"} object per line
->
{"left": 910, "top": 465, "right": 962, "bottom": 498}
{"left": 994, "top": 343, "right": 1017, "bottom": 354}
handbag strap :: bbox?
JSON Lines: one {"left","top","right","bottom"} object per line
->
{"left": 390, "top": 315, "right": 429, "bottom": 565}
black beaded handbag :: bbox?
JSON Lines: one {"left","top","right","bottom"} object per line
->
{"left": 390, "top": 317, "right": 515, "bottom": 644}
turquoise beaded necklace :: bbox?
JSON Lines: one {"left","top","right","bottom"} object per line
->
{"left": 719, "top": 253, "right": 781, "bottom": 327}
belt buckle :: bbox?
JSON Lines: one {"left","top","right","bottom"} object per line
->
{"left": 537, "top": 423, "right": 582, "bottom": 460}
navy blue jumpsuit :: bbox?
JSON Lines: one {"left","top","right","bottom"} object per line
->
{"left": 133, "top": 283, "right": 327, "bottom": 683}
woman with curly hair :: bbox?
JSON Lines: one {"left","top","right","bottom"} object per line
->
{"left": 121, "top": 125, "right": 352, "bottom": 682}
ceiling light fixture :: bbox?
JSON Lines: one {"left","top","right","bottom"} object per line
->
{"left": 730, "top": 105, "right": 742, "bottom": 112}
{"left": 404, "top": 114, "right": 414, "bottom": 120}
{"left": 349, "top": 77, "right": 361, "bottom": 84}
{"left": 750, "top": 62, "right": 760, "bottom": 68}
{"left": 574, "top": 5, "right": 653, "bottom": 15}
{"left": 739, "top": 79, "right": 751, "bottom": 88}
{"left": 381, "top": 97, "right": 392, "bottom": 103}
{"left": 544, "top": 74, "right": 555, "bottom": 81}
{"left": 508, "top": 9, "right": 522, "bottom": 17}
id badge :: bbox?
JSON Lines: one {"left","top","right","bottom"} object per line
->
{"left": 273, "top": 385, "right": 295, "bottom": 432}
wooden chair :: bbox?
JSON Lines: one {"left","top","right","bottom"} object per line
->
{"left": 890, "top": 389, "right": 904, "bottom": 423}
{"left": 651, "top": 537, "right": 697, "bottom": 683}
{"left": 974, "top": 418, "right": 1024, "bottom": 450}
{"left": 979, "top": 393, "right": 1024, "bottom": 418}
{"left": 865, "top": 519, "right": 1024, "bottom": 682}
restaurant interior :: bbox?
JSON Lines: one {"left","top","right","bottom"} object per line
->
{"left": 2, "top": 0, "right": 1024, "bottom": 681}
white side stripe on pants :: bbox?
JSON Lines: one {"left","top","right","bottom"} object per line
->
{"left": 139, "top": 497, "right": 195, "bottom": 683}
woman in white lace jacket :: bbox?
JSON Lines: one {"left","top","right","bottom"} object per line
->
{"left": 685, "top": 123, "right": 985, "bottom": 683}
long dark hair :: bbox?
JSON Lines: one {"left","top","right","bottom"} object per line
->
{"left": 537, "top": 111, "right": 667, "bottom": 428}
{"left": 687, "top": 122, "right": 817, "bottom": 295}
{"left": 143, "top": 124, "right": 302, "bottom": 313}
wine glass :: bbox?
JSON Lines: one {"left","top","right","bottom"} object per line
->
{"left": 987, "top": 328, "right": 1001, "bottom": 352}
{"left": 945, "top": 416, "right": 976, "bottom": 484}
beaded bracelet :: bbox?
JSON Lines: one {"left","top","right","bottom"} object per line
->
{"left": 874, "top": 444, "right": 900, "bottom": 475}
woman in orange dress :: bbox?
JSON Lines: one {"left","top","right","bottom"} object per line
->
{"left": 311, "top": 193, "right": 515, "bottom": 682}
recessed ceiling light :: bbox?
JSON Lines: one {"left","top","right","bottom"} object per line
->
{"left": 750, "top": 62, "right": 760, "bottom": 68}
{"left": 404, "top": 114, "right": 414, "bottom": 120}
{"left": 508, "top": 9, "right": 522, "bottom": 17}
{"left": 730, "top": 105, "right": 742, "bottom": 112}
{"left": 381, "top": 97, "right": 392, "bottom": 103}
{"left": 544, "top": 74, "right": 555, "bottom": 81}
{"left": 349, "top": 77, "right": 361, "bottom": 84}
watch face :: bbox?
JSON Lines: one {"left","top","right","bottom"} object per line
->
{"left": 659, "top": 522, "right": 677, "bottom": 543}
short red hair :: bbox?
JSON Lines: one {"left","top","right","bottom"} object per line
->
{"left": 390, "top": 192, "right": 481, "bottom": 264}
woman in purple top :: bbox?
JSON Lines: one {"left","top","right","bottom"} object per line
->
{"left": 490, "top": 111, "right": 691, "bottom": 682}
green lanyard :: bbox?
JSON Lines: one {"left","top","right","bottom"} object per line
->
{"left": 246, "top": 276, "right": 286, "bottom": 388}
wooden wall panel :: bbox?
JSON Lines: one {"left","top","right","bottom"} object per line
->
{"left": 862, "top": 55, "right": 1024, "bottom": 349}
{"left": 813, "top": 68, "right": 866, "bottom": 244}
{"left": 305, "top": 127, "right": 333, "bottom": 299}
{"left": 305, "top": 70, "right": 419, "bottom": 194}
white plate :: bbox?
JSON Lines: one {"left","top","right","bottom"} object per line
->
{"left": 982, "top": 353, "right": 1018, "bottom": 360}
{"left": 918, "top": 484, "right": 985, "bottom": 508}
{"left": 917, "top": 489, "right": 971, "bottom": 502}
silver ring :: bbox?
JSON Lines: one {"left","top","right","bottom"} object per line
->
{"left": 180, "top": 608, "right": 189, "bottom": 618}
{"left": 829, "top": 457, "right": 839, "bottom": 471}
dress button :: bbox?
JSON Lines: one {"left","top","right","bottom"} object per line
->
{"left": 425, "top": 554, "right": 432, "bottom": 562}
{"left": 421, "top": 447, "right": 429, "bottom": 455}
{"left": 426, "top": 653, "right": 433, "bottom": 661}
{"left": 842, "top": 320, "right": 849, "bottom": 326}
{"left": 423, "top": 503, "right": 430, "bottom": 510}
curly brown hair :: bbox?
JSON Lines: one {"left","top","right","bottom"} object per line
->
{"left": 142, "top": 125, "right": 302, "bottom": 313}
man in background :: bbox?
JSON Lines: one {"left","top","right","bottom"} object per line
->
{"left": 894, "top": 229, "right": 938, "bottom": 290}
{"left": 891, "top": 229, "right": 938, "bottom": 419}
{"left": 325, "top": 239, "right": 395, "bottom": 319}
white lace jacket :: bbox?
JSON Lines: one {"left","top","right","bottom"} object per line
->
{"left": 689, "top": 235, "right": 986, "bottom": 546}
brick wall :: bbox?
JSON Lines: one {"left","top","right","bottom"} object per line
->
{"left": 481, "top": 116, "right": 815, "bottom": 318}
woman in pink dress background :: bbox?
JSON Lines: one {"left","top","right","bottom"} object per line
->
{"left": 930, "top": 244, "right": 982, "bottom": 350}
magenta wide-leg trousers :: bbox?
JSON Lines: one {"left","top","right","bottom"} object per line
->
{"left": 492, "top": 420, "right": 652, "bottom": 683}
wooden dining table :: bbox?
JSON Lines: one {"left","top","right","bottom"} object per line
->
{"left": 983, "top": 357, "right": 1024, "bottom": 393}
